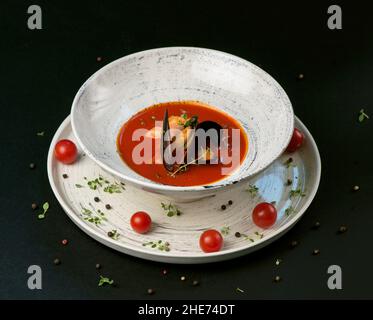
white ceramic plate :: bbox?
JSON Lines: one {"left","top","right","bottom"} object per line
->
{"left": 48, "top": 116, "right": 320, "bottom": 264}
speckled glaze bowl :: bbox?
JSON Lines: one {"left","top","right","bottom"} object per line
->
{"left": 71, "top": 47, "right": 294, "bottom": 201}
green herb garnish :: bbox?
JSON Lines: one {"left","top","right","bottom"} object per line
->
{"left": 143, "top": 240, "right": 170, "bottom": 251}
{"left": 98, "top": 275, "right": 114, "bottom": 287}
{"left": 75, "top": 184, "right": 84, "bottom": 188}
{"left": 161, "top": 202, "right": 181, "bottom": 217}
{"left": 236, "top": 287, "right": 245, "bottom": 293}
{"left": 37, "top": 202, "right": 49, "bottom": 219}
{"left": 108, "top": 229, "right": 120, "bottom": 240}
{"left": 103, "top": 183, "right": 122, "bottom": 194}
{"left": 285, "top": 206, "right": 295, "bottom": 216}
{"left": 81, "top": 207, "right": 92, "bottom": 215}
{"left": 246, "top": 184, "right": 259, "bottom": 197}
{"left": 358, "top": 109, "right": 370, "bottom": 122}
{"left": 240, "top": 233, "right": 255, "bottom": 242}
{"left": 284, "top": 157, "right": 294, "bottom": 168}
{"left": 181, "top": 113, "right": 188, "bottom": 119}
{"left": 84, "top": 176, "right": 124, "bottom": 193}
{"left": 289, "top": 188, "right": 306, "bottom": 198}
{"left": 170, "top": 152, "right": 206, "bottom": 177}
{"left": 80, "top": 204, "right": 107, "bottom": 225}
{"left": 221, "top": 226, "right": 230, "bottom": 236}
{"left": 239, "top": 231, "right": 264, "bottom": 242}
{"left": 254, "top": 231, "right": 264, "bottom": 239}
{"left": 87, "top": 178, "right": 102, "bottom": 190}
{"left": 183, "top": 115, "right": 198, "bottom": 128}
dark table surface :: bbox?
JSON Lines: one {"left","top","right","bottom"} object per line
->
{"left": 1, "top": 0, "right": 373, "bottom": 300}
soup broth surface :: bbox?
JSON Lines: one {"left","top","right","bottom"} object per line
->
{"left": 117, "top": 101, "right": 248, "bottom": 186}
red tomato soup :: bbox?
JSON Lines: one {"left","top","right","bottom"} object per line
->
{"left": 117, "top": 101, "right": 248, "bottom": 186}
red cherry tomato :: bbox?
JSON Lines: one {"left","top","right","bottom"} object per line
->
{"left": 252, "top": 202, "right": 277, "bottom": 229}
{"left": 54, "top": 139, "right": 78, "bottom": 164}
{"left": 130, "top": 211, "right": 152, "bottom": 234}
{"left": 199, "top": 229, "right": 223, "bottom": 253}
{"left": 286, "top": 128, "right": 304, "bottom": 153}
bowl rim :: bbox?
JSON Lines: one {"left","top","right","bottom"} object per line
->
{"left": 71, "top": 46, "right": 294, "bottom": 192}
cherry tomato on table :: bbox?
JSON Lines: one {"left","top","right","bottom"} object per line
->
{"left": 252, "top": 202, "right": 277, "bottom": 229}
{"left": 54, "top": 139, "right": 78, "bottom": 164}
{"left": 130, "top": 211, "right": 152, "bottom": 234}
{"left": 199, "top": 229, "right": 223, "bottom": 253}
{"left": 286, "top": 128, "right": 304, "bottom": 153}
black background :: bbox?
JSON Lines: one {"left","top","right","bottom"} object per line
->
{"left": 1, "top": 0, "right": 373, "bottom": 300}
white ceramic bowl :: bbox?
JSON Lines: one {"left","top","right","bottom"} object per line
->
{"left": 71, "top": 47, "right": 294, "bottom": 201}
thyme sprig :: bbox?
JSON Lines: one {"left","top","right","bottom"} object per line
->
{"left": 246, "top": 184, "right": 259, "bottom": 197}
{"left": 98, "top": 275, "right": 114, "bottom": 287}
{"left": 108, "top": 229, "right": 120, "bottom": 240}
{"left": 285, "top": 206, "right": 295, "bottom": 216}
{"left": 239, "top": 231, "right": 265, "bottom": 242}
{"left": 221, "top": 226, "right": 230, "bottom": 236}
{"left": 289, "top": 188, "right": 306, "bottom": 198}
{"left": 37, "top": 202, "right": 49, "bottom": 219}
{"left": 358, "top": 109, "right": 370, "bottom": 122}
{"left": 87, "top": 178, "right": 103, "bottom": 190}
{"left": 161, "top": 202, "right": 181, "bottom": 217}
{"left": 170, "top": 152, "right": 205, "bottom": 177}
{"left": 143, "top": 240, "right": 170, "bottom": 252}
{"left": 82, "top": 175, "right": 124, "bottom": 193}
{"left": 103, "top": 183, "right": 123, "bottom": 194}
{"left": 183, "top": 115, "right": 198, "bottom": 128}
{"left": 254, "top": 231, "right": 264, "bottom": 239}
{"left": 80, "top": 203, "right": 107, "bottom": 225}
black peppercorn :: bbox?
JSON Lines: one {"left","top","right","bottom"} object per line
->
{"left": 221, "top": 204, "right": 226, "bottom": 210}
{"left": 290, "top": 240, "right": 298, "bottom": 248}
{"left": 105, "top": 204, "right": 111, "bottom": 210}
{"left": 235, "top": 232, "right": 241, "bottom": 238}
{"left": 338, "top": 225, "right": 348, "bottom": 234}
{"left": 94, "top": 197, "right": 100, "bottom": 202}
{"left": 228, "top": 200, "right": 233, "bottom": 205}
{"left": 312, "top": 221, "right": 321, "bottom": 230}
{"left": 312, "top": 249, "right": 320, "bottom": 255}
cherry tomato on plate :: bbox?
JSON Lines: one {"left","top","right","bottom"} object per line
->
{"left": 54, "top": 139, "right": 78, "bottom": 164}
{"left": 286, "top": 128, "right": 304, "bottom": 153}
{"left": 199, "top": 229, "right": 223, "bottom": 253}
{"left": 130, "top": 211, "right": 152, "bottom": 234}
{"left": 252, "top": 202, "right": 277, "bottom": 229}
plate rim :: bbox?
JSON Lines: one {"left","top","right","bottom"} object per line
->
{"left": 48, "top": 115, "right": 321, "bottom": 264}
